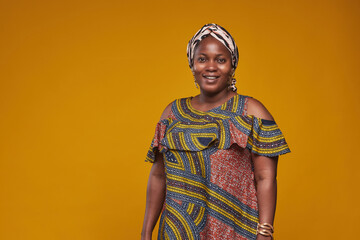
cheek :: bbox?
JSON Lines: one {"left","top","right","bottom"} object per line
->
{"left": 219, "top": 64, "right": 232, "bottom": 74}
{"left": 219, "top": 69, "right": 230, "bottom": 76}
{"left": 192, "top": 63, "right": 204, "bottom": 73}
{"left": 193, "top": 67, "right": 205, "bottom": 78}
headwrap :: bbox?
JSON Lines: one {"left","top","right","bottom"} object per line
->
{"left": 187, "top": 23, "right": 239, "bottom": 70}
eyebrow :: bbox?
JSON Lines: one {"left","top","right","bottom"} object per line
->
{"left": 197, "top": 53, "right": 225, "bottom": 57}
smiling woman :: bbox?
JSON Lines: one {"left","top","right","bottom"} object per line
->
{"left": 141, "top": 23, "right": 291, "bottom": 240}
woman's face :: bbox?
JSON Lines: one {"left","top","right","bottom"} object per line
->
{"left": 193, "top": 36, "right": 233, "bottom": 95}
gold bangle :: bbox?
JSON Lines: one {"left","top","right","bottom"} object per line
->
{"left": 257, "top": 229, "right": 273, "bottom": 238}
{"left": 257, "top": 223, "right": 274, "bottom": 239}
{"left": 257, "top": 223, "right": 274, "bottom": 232}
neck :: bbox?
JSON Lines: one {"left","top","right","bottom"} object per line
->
{"left": 198, "top": 89, "right": 236, "bottom": 104}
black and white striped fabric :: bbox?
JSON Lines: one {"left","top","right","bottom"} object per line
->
{"left": 187, "top": 23, "right": 239, "bottom": 70}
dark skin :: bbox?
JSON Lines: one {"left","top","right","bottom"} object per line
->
{"left": 142, "top": 36, "right": 278, "bottom": 240}
{"left": 141, "top": 152, "right": 166, "bottom": 240}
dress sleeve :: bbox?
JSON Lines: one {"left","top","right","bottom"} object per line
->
{"left": 145, "top": 119, "right": 169, "bottom": 163}
{"left": 247, "top": 116, "right": 290, "bottom": 157}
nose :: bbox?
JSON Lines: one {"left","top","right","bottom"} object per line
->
{"left": 206, "top": 60, "right": 217, "bottom": 72}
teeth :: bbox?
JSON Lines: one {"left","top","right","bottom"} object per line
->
{"left": 205, "top": 76, "right": 218, "bottom": 79}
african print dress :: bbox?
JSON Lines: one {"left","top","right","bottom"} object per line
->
{"left": 145, "top": 94, "right": 290, "bottom": 240}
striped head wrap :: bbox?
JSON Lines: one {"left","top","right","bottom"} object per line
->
{"left": 187, "top": 23, "right": 239, "bottom": 70}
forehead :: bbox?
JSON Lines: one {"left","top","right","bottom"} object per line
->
{"left": 194, "top": 36, "right": 231, "bottom": 56}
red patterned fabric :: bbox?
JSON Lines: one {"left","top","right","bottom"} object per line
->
{"left": 210, "top": 145, "right": 257, "bottom": 209}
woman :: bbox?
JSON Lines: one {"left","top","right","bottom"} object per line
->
{"left": 141, "top": 23, "right": 290, "bottom": 240}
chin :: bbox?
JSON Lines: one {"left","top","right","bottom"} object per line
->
{"left": 200, "top": 85, "right": 228, "bottom": 95}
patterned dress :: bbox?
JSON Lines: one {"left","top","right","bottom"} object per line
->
{"left": 146, "top": 94, "right": 290, "bottom": 240}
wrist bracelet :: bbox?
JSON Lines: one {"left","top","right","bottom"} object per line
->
{"left": 256, "top": 223, "right": 274, "bottom": 239}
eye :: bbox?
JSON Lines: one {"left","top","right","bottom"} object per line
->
{"left": 217, "top": 58, "right": 226, "bottom": 63}
{"left": 197, "top": 57, "right": 206, "bottom": 63}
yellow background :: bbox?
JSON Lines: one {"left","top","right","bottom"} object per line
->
{"left": 1, "top": 0, "right": 359, "bottom": 239}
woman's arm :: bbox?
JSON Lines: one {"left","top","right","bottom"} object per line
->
{"left": 253, "top": 154, "right": 278, "bottom": 240}
{"left": 247, "top": 98, "right": 278, "bottom": 240}
{"left": 141, "top": 152, "right": 166, "bottom": 240}
{"left": 141, "top": 103, "right": 172, "bottom": 240}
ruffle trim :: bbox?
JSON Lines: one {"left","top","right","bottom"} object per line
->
{"left": 145, "top": 115, "right": 290, "bottom": 163}
{"left": 145, "top": 118, "right": 171, "bottom": 163}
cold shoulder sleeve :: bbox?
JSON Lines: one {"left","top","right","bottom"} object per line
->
{"left": 246, "top": 116, "right": 290, "bottom": 157}
{"left": 145, "top": 119, "right": 170, "bottom": 163}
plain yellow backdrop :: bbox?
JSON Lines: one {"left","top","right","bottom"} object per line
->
{"left": 1, "top": 0, "right": 359, "bottom": 239}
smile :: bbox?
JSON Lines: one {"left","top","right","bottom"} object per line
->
{"left": 203, "top": 75, "right": 219, "bottom": 79}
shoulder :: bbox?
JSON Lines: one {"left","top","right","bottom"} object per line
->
{"left": 246, "top": 97, "right": 274, "bottom": 121}
{"left": 160, "top": 102, "right": 174, "bottom": 120}
{"left": 159, "top": 97, "right": 189, "bottom": 120}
